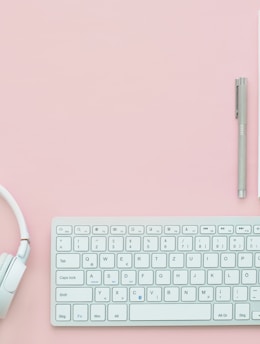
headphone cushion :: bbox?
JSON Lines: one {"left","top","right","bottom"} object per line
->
{"left": 0, "top": 254, "right": 13, "bottom": 286}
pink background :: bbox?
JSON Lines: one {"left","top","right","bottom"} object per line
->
{"left": 1, "top": 0, "right": 260, "bottom": 342}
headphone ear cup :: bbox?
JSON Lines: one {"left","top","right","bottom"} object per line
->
{"left": 0, "top": 255, "right": 26, "bottom": 319}
{"left": 0, "top": 254, "right": 13, "bottom": 285}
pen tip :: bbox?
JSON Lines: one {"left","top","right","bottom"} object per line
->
{"left": 238, "top": 190, "right": 246, "bottom": 198}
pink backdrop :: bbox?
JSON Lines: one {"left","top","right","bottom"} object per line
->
{"left": 1, "top": 1, "right": 260, "bottom": 342}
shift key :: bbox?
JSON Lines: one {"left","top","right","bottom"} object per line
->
{"left": 56, "top": 287, "right": 92, "bottom": 302}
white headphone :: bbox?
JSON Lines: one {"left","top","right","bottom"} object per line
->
{"left": 0, "top": 185, "right": 30, "bottom": 319}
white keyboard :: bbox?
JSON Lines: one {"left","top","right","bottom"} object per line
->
{"left": 51, "top": 216, "right": 260, "bottom": 326}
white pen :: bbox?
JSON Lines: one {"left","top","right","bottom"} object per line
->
{"left": 235, "top": 77, "right": 247, "bottom": 198}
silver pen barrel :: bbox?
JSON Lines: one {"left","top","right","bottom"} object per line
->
{"left": 236, "top": 77, "right": 247, "bottom": 198}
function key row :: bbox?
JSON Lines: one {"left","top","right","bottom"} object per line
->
{"left": 56, "top": 224, "right": 260, "bottom": 236}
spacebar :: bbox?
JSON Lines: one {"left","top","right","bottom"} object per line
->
{"left": 130, "top": 304, "right": 211, "bottom": 321}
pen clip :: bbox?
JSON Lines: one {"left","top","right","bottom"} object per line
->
{"left": 235, "top": 78, "right": 239, "bottom": 119}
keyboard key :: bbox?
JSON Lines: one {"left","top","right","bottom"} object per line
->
{"left": 56, "top": 237, "right": 72, "bottom": 252}
{"left": 152, "top": 254, "right": 167, "bottom": 268}
{"left": 230, "top": 237, "right": 244, "bottom": 251}
{"left": 173, "top": 270, "right": 188, "bottom": 285}
{"left": 109, "top": 237, "right": 124, "bottom": 251}
{"left": 200, "top": 225, "right": 215, "bottom": 234}
{"left": 82, "top": 254, "right": 97, "bottom": 268}
{"left": 178, "top": 237, "right": 193, "bottom": 251}
{"left": 213, "top": 237, "right": 227, "bottom": 251}
{"left": 147, "top": 287, "right": 162, "bottom": 302}
{"left": 130, "top": 288, "right": 145, "bottom": 301}
{"left": 144, "top": 237, "right": 158, "bottom": 251}
{"left": 91, "top": 237, "right": 106, "bottom": 251}
{"left": 117, "top": 253, "right": 132, "bottom": 268}
{"left": 134, "top": 253, "right": 149, "bottom": 268}
{"left": 129, "top": 226, "right": 144, "bottom": 234}
{"left": 238, "top": 253, "right": 252, "bottom": 268}
{"left": 190, "top": 270, "right": 205, "bottom": 285}
{"left": 255, "top": 253, "right": 260, "bottom": 267}
{"left": 74, "top": 225, "right": 90, "bottom": 235}
{"left": 169, "top": 253, "right": 184, "bottom": 268}
{"left": 56, "top": 254, "right": 80, "bottom": 269}
{"left": 198, "top": 287, "right": 213, "bottom": 301}
{"left": 56, "top": 288, "right": 92, "bottom": 302}
{"left": 247, "top": 237, "right": 260, "bottom": 250}
{"left": 160, "top": 236, "right": 175, "bottom": 251}
{"left": 155, "top": 270, "right": 171, "bottom": 285}
{"left": 218, "top": 226, "right": 233, "bottom": 234}
{"left": 138, "top": 271, "right": 153, "bottom": 285}
{"left": 56, "top": 304, "right": 71, "bottom": 321}
{"left": 195, "top": 237, "right": 210, "bottom": 251}
{"left": 236, "top": 226, "right": 251, "bottom": 234}
{"left": 233, "top": 286, "right": 248, "bottom": 301}
{"left": 242, "top": 270, "right": 257, "bottom": 284}
{"left": 220, "top": 253, "right": 236, "bottom": 268}
{"left": 147, "top": 225, "right": 162, "bottom": 234}
{"left": 73, "top": 305, "right": 88, "bottom": 321}
{"left": 182, "top": 225, "right": 198, "bottom": 234}
{"left": 216, "top": 287, "right": 231, "bottom": 301}
{"left": 253, "top": 226, "right": 260, "bottom": 234}
{"left": 110, "top": 226, "right": 126, "bottom": 234}
{"left": 74, "top": 237, "right": 89, "bottom": 251}
{"left": 92, "top": 226, "right": 108, "bottom": 234}
{"left": 252, "top": 312, "right": 260, "bottom": 320}
{"left": 208, "top": 270, "right": 222, "bottom": 285}
{"left": 95, "top": 288, "right": 110, "bottom": 302}
{"left": 214, "top": 304, "right": 232, "bottom": 320}
{"left": 86, "top": 271, "right": 102, "bottom": 285}
{"left": 104, "top": 271, "right": 119, "bottom": 285}
{"left": 100, "top": 254, "right": 115, "bottom": 268}
{"left": 90, "top": 305, "right": 105, "bottom": 321}
{"left": 224, "top": 270, "right": 239, "bottom": 284}
{"left": 112, "top": 287, "right": 127, "bottom": 302}
{"left": 56, "top": 271, "right": 84, "bottom": 285}
{"left": 203, "top": 253, "right": 218, "bottom": 268}
{"left": 164, "top": 287, "right": 179, "bottom": 301}
{"left": 250, "top": 287, "right": 260, "bottom": 301}
{"left": 57, "top": 226, "right": 72, "bottom": 235}
{"left": 181, "top": 287, "right": 196, "bottom": 301}
{"left": 121, "top": 270, "right": 136, "bottom": 285}
{"left": 187, "top": 254, "right": 201, "bottom": 268}
{"left": 130, "top": 304, "right": 211, "bottom": 321}
{"left": 164, "top": 225, "right": 180, "bottom": 234}
{"left": 126, "top": 237, "right": 141, "bottom": 251}
{"left": 108, "top": 305, "right": 127, "bottom": 321}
